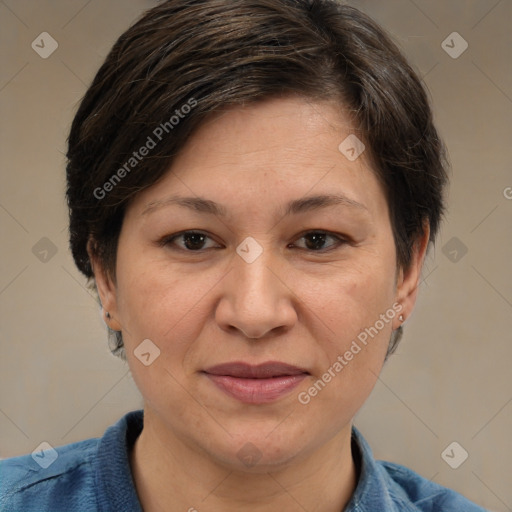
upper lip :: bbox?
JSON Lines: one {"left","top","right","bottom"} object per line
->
{"left": 203, "top": 361, "right": 309, "bottom": 379}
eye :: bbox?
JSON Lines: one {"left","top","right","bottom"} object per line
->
{"left": 159, "top": 231, "right": 221, "bottom": 251}
{"left": 290, "top": 231, "right": 348, "bottom": 252}
{"left": 158, "top": 230, "right": 348, "bottom": 253}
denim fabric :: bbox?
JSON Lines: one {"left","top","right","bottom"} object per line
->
{"left": 0, "top": 409, "right": 488, "bottom": 511}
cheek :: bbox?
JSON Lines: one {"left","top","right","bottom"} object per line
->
{"left": 305, "top": 256, "right": 396, "bottom": 396}
{"left": 117, "top": 265, "right": 203, "bottom": 342}
{"left": 115, "top": 241, "right": 397, "bottom": 354}
{"left": 114, "top": 254, "right": 231, "bottom": 380}
{"left": 310, "top": 257, "right": 397, "bottom": 341}
{"left": 114, "top": 265, "right": 209, "bottom": 411}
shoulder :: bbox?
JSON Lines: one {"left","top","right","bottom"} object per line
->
{"left": 377, "top": 460, "right": 489, "bottom": 511}
{"left": 0, "top": 410, "right": 144, "bottom": 512}
{"left": 349, "top": 427, "right": 488, "bottom": 511}
{"left": 0, "top": 437, "right": 100, "bottom": 512}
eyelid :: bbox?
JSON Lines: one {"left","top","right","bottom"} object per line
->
{"left": 157, "top": 230, "right": 221, "bottom": 249}
{"left": 290, "top": 230, "right": 349, "bottom": 251}
{"left": 158, "top": 229, "right": 349, "bottom": 253}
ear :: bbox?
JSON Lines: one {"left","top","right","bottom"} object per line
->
{"left": 87, "top": 238, "right": 122, "bottom": 331}
{"left": 393, "top": 222, "right": 430, "bottom": 329}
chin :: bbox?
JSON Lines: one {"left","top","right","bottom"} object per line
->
{"left": 202, "top": 421, "right": 318, "bottom": 474}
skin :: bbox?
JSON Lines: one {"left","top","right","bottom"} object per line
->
{"left": 89, "top": 95, "right": 429, "bottom": 512}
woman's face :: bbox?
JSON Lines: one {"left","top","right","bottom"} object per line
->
{"left": 94, "top": 96, "right": 425, "bottom": 471}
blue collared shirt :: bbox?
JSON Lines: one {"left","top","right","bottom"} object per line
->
{"left": 0, "top": 409, "right": 488, "bottom": 511}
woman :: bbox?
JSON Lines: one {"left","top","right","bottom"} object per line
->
{"left": 0, "top": 1, "right": 488, "bottom": 510}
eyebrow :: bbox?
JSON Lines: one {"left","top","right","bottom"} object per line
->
{"left": 141, "top": 193, "right": 368, "bottom": 217}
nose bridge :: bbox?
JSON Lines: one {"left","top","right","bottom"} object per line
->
{"left": 217, "top": 237, "right": 295, "bottom": 338}
{"left": 235, "top": 242, "right": 275, "bottom": 299}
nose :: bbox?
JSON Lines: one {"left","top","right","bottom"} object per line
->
{"left": 215, "top": 243, "right": 297, "bottom": 340}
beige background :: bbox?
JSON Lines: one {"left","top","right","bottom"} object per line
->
{"left": 0, "top": 1, "right": 511, "bottom": 510}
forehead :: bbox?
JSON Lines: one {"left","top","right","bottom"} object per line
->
{"left": 127, "top": 96, "right": 388, "bottom": 223}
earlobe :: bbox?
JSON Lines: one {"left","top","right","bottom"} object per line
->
{"left": 86, "top": 238, "right": 122, "bottom": 331}
{"left": 393, "top": 224, "right": 430, "bottom": 330}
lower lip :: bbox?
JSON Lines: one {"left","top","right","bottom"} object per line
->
{"left": 204, "top": 373, "right": 308, "bottom": 404}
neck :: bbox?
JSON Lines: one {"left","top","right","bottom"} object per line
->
{"left": 130, "top": 408, "right": 357, "bottom": 512}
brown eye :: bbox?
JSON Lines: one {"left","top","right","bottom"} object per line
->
{"left": 291, "top": 231, "right": 347, "bottom": 252}
{"left": 160, "top": 231, "right": 220, "bottom": 251}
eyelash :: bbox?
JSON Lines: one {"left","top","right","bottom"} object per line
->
{"left": 158, "top": 230, "right": 349, "bottom": 253}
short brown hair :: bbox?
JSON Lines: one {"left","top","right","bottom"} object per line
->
{"left": 66, "top": 0, "right": 448, "bottom": 359}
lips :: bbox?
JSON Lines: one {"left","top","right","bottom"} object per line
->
{"left": 204, "top": 361, "right": 309, "bottom": 378}
{"left": 202, "top": 361, "right": 309, "bottom": 404}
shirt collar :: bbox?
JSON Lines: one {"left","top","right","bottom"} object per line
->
{"left": 345, "top": 425, "right": 402, "bottom": 511}
{"left": 94, "top": 410, "right": 399, "bottom": 512}
{"left": 94, "top": 409, "right": 144, "bottom": 512}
